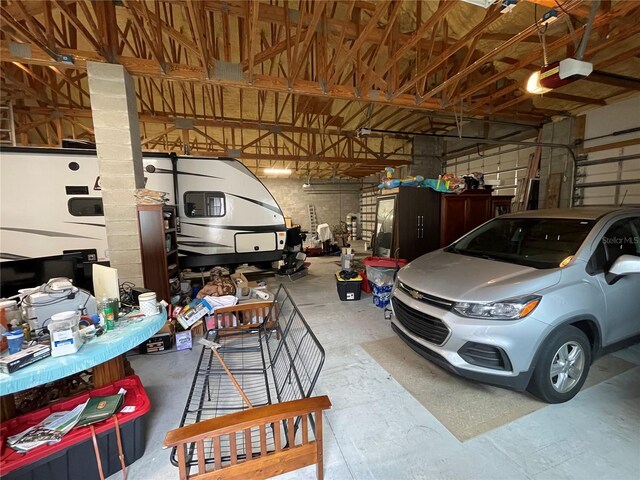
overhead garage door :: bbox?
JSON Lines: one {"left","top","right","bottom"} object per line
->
{"left": 574, "top": 98, "right": 640, "bottom": 207}
{"left": 575, "top": 149, "right": 640, "bottom": 206}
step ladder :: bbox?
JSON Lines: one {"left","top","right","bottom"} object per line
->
{"left": 0, "top": 101, "right": 16, "bottom": 146}
{"left": 308, "top": 204, "right": 318, "bottom": 233}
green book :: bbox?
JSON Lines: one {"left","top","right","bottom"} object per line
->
{"left": 76, "top": 394, "right": 124, "bottom": 427}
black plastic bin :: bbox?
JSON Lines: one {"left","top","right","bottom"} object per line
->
{"left": 336, "top": 272, "right": 362, "bottom": 301}
{"left": 1, "top": 376, "right": 150, "bottom": 480}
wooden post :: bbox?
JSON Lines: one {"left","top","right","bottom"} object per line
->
{"left": 316, "top": 410, "right": 324, "bottom": 480}
{"left": 93, "top": 354, "right": 125, "bottom": 388}
{"left": 1, "top": 395, "right": 17, "bottom": 421}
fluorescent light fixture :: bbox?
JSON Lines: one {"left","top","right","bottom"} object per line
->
{"left": 460, "top": 0, "right": 499, "bottom": 8}
{"left": 526, "top": 71, "right": 552, "bottom": 94}
{"left": 264, "top": 168, "right": 291, "bottom": 175}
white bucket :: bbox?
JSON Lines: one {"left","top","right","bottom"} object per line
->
{"left": 139, "top": 292, "right": 157, "bottom": 316}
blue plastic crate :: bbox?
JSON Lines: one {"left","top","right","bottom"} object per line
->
{"left": 373, "top": 294, "right": 390, "bottom": 309}
{"left": 371, "top": 283, "right": 393, "bottom": 296}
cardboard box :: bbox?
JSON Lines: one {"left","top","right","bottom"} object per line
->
{"left": 231, "top": 273, "right": 251, "bottom": 297}
{"left": 175, "top": 331, "right": 192, "bottom": 351}
{"left": 0, "top": 344, "right": 51, "bottom": 374}
{"left": 138, "top": 333, "right": 174, "bottom": 354}
{"left": 190, "top": 320, "right": 205, "bottom": 338}
{"left": 176, "top": 299, "right": 210, "bottom": 330}
{"left": 157, "top": 319, "right": 176, "bottom": 335}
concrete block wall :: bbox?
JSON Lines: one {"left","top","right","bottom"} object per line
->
{"left": 261, "top": 178, "right": 361, "bottom": 233}
{"left": 411, "top": 136, "right": 443, "bottom": 179}
{"left": 87, "top": 62, "right": 145, "bottom": 288}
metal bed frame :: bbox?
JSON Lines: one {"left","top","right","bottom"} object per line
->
{"left": 170, "top": 284, "right": 325, "bottom": 470}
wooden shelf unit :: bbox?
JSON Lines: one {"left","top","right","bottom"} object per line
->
{"left": 137, "top": 204, "right": 180, "bottom": 303}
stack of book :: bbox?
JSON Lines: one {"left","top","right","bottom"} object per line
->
{"left": 6, "top": 390, "right": 126, "bottom": 453}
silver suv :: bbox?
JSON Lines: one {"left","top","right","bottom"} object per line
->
{"left": 391, "top": 207, "right": 640, "bottom": 403}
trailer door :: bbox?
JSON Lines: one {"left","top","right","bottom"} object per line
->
{"left": 234, "top": 232, "right": 276, "bottom": 253}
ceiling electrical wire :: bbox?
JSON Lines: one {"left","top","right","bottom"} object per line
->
{"left": 533, "top": 4, "right": 550, "bottom": 65}
{"left": 554, "top": 0, "right": 585, "bottom": 25}
{"left": 533, "top": 4, "right": 548, "bottom": 36}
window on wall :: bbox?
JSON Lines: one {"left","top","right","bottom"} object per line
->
{"left": 68, "top": 197, "right": 104, "bottom": 216}
{"left": 184, "top": 191, "right": 226, "bottom": 217}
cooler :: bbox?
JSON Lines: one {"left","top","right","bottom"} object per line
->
{"left": 335, "top": 272, "right": 363, "bottom": 301}
{"left": 0, "top": 375, "right": 150, "bottom": 480}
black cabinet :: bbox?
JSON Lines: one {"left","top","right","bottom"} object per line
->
{"left": 373, "top": 188, "right": 441, "bottom": 261}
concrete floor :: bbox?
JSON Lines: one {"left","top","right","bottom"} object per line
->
{"left": 114, "top": 247, "right": 640, "bottom": 480}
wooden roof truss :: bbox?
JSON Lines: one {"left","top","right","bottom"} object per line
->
{"left": 1, "top": 0, "right": 639, "bottom": 178}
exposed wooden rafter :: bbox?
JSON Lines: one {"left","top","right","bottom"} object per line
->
{"left": 1, "top": 0, "right": 639, "bottom": 178}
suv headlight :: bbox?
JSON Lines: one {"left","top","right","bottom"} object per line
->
{"left": 453, "top": 295, "right": 541, "bottom": 320}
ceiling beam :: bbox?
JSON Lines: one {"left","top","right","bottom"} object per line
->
{"left": 203, "top": 0, "right": 449, "bottom": 55}
{"left": 459, "top": 1, "right": 640, "bottom": 103}
{"left": 0, "top": 41, "right": 454, "bottom": 112}
{"left": 392, "top": 3, "right": 503, "bottom": 100}
{"left": 587, "top": 71, "right": 640, "bottom": 91}
{"left": 420, "top": 0, "right": 583, "bottom": 104}
{"left": 10, "top": 105, "right": 411, "bottom": 141}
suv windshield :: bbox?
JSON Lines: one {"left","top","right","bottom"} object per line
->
{"left": 447, "top": 217, "right": 595, "bottom": 269}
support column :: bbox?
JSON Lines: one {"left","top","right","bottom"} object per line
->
{"left": 538, "top": 117, "right": 577, "bottom": 209}
{"left": 87, "top": 62, "right": 144, "bottom": 287}
{"left": 411, "top": 136, "right": 443, "bottom": 179}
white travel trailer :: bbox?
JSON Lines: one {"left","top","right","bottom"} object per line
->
{"left": 0, "top": 147, "right": 287, "bottom": 268}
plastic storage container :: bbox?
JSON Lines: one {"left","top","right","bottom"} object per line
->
{"left": 0, "top": 375, "right": 150, "bottom": 480}
{"left": 336, "top": 273, "right": 363, "bottom": 301}
{"left": 0, "top": 300, "right": 23, "bottom": 326}
{"left": 363, "top": 256, "right": 408, "bottom": 286}
{"left": 359, "top": 270, "right": 372, "bottom": 294}
{"left": 48, "top": 311, "right": 82, "bottom": 357}
{"left": 3, "top": 330, "right": 24, "bottom": 354}
{"left": 0, "top": 300, "right": 22, "bottom": 352}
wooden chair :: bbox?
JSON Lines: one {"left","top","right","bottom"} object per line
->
{"left": 207, "top": 301, "right": 276, "bottom": 331}
{"left": 163, "top": 396, "right": 332, "bottom": 480}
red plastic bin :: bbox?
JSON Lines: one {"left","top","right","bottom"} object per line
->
{"left": 362, "top": 256, "right": 408, "bottom": 269}
{"left": 363, "top": 257, "right": 408, "bottom": 287}
{"left": 0, "top": 375, "right": 150, "bottom": 480}
{"left": 359, "top": 270, "right": 372, "bottom": 293}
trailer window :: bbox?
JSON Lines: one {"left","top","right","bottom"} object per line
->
{"left": 184, "top": 192, "right": 226, "bottom": 218}
{"left": 68, "top": 197, "right": 104, "bottom": 216}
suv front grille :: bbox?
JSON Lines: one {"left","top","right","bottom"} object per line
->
{"left": 392, "top": 297, "right": 450, "bottom": 346}
{"left": 397, "top": 281, "right": 453, "bottom": 310}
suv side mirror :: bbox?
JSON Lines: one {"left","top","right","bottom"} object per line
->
{"left": 610, "top": 255, "right": 640, "bottom": 276}
{"left": 606, "top": 255, "right": 640, "bottom": 284}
